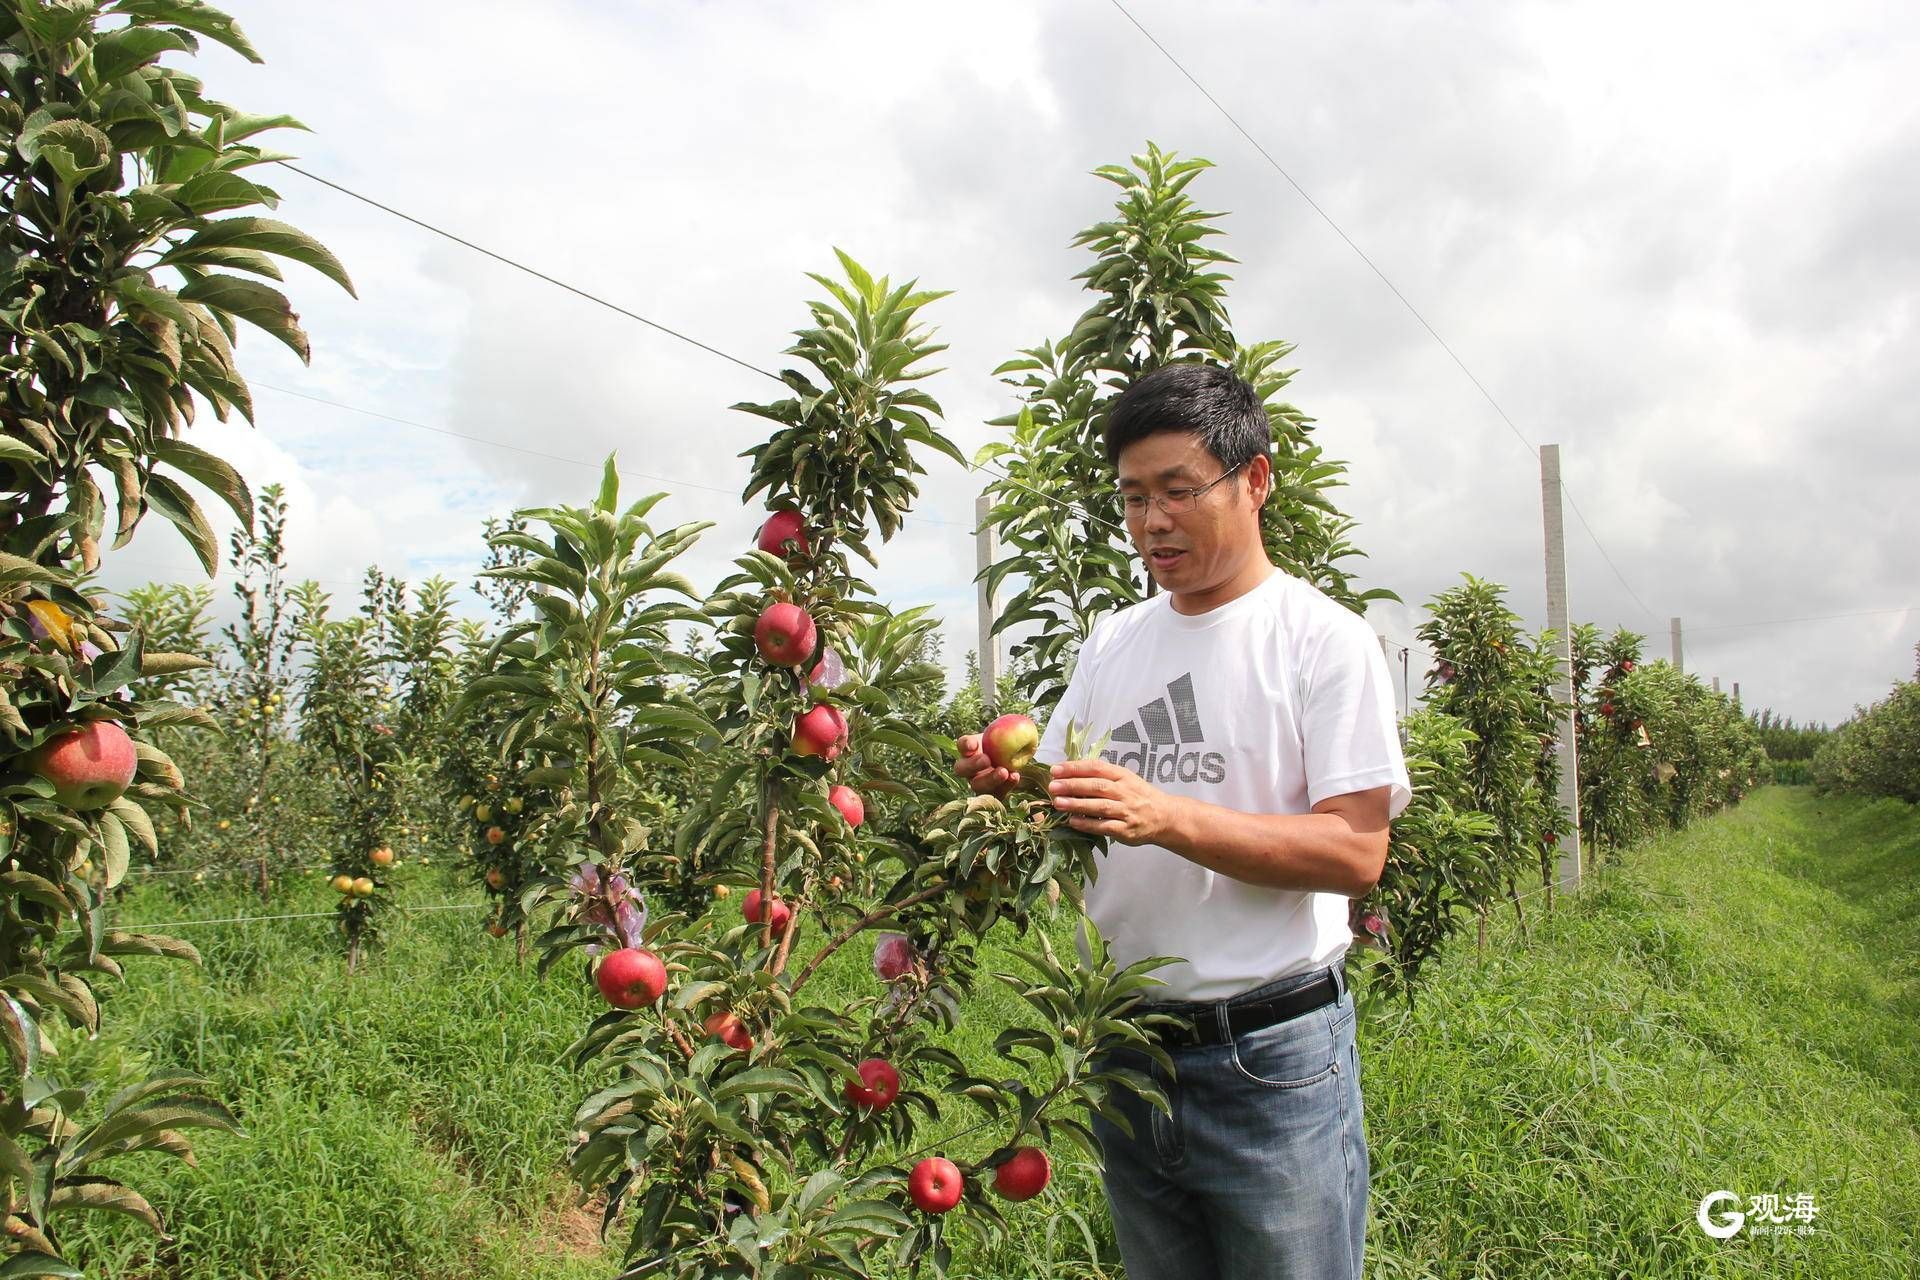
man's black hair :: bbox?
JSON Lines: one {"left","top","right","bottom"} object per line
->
{"left": 1102, "top": 362, "right": 1270, "bottom": 477}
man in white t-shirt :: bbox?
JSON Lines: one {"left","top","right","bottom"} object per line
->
{"left": 955, "top": 362, "right": 1410, "bottom": 1280}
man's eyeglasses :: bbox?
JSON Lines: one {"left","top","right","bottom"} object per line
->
{"left": 1116, "top": 459, "right": 1247, "bottom": 517}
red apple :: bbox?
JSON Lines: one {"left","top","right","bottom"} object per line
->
{"left": 827, "top": 784, "right": 864, "bottom": 828}
{"left": 485, "top": 825, "right": 506, "bottom": 846}
{"left": 792, "top": 704, "right": 847, "bottom": 760}
{"left": 873, "top": 932, "right": 915, "bottom": 982}
{"left": 742, "top": 889, "right": 792, "bottom": 934}
{"left": 596, "top": 947, "right": 668, "bottom": 1009}
{"left": 991, "top": 1147, "right": 1051, "bottom": 1202}
{"left": 30, "top": 720, "right": 137, "bottom": 811}
{"left": 756, "top": 509, "right": 810, "bottom": 559}
{"left": 908, "top": 1156, "right": 963, "bottom": 1214}
{"left": 703, "top": 1009, "right": 754, "bottom": 1053}
{"left": 370, "top": 846, "right": 395, "bottom": 868}
{"left": 844, "top": 1058, "right": 901, "bottom": 1111}
{"left": 981, "top": 713, "right": 1039, "bottom": 772}
{"left": 753, "top": 602, "right": 817, "bottom": 667}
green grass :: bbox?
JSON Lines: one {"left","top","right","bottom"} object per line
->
{"left": 57, "top": 787, "right": 1919, "bottom": 1278}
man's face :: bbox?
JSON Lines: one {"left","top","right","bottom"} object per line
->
{"left": 1115, "top": 430, "right": 1268, "bottom": 599}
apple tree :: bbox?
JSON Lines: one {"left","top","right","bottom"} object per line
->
{"left": 441, "top": 521, "right": 563, "bottom": 958}
{"left": 978, "top": 144, "right": 1392, "bottom": 714}
{"left": 294, "top": 571, "right": 408, "bottom": 970}
{"left": 463, "top": 258, "right": 1175, "bottom": 1277}
{"left": 0, "top": 0, "right": 351, "bottom": 1265}
{"left": 1416, "top": 575, "right": 1561, "bottom": 949}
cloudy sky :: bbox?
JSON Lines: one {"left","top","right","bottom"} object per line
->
{"left": 105, "top": 0, "right": 1918, "bottom": 727}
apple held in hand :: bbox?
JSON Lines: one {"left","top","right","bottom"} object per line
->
{"left": 742, "top": 889, "right": 792, "bottom": 934}
{"left": 991, "top": 1147, "right": 1051, "bottom": 1202}
{"left": 30, "top": 720, "right": 138, "bottom": 810}
{"left": 703, "top": 1009, "right": 754, "bottom": 1053}
{"left": 792, "top": 704, "right": 847, "bottom": 760}
{"left": 909, "top": 1157, "right": 963, "bottom": 1214}
{"left": 981, "top": 713, "right": 1039, "bottom": 772}
{"left": 872, "top": 932, "right": 915, "bottom": 982}
{"left": 843, "top": 1058, "right": 900, "bottom": 1111}
{"left": 756, "top": 508, "right": 810, "bottom": 559}
{"left": 753, "top": 602, "right": 817, "bottom": 667}
{"left": 827, "top": 784, "right": 864, "bottom": 828}
{"left": 596, "top": 947, "right": 668, "bottom": 1009}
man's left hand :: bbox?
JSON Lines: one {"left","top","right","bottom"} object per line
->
{"left": 1047, "top": 759, "right": 1182, "bottom": 846}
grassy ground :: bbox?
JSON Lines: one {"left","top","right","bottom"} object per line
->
{"left": 59, "top": 786, "right": 1918, "bottom": 1278}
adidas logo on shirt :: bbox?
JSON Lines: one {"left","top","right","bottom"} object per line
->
{"left": 1099, "top": 672, "right": 1229, "bottom": 786}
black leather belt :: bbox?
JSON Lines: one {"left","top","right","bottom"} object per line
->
{"left": 1147, "top": 968, "right": 1343, "bottom": 1051}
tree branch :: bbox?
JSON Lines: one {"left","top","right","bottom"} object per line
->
{"left": 788, "top": 881, "right": 947, "bottom": 996}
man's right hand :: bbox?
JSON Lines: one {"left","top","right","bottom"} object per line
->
{"left": 954, "top": 733, "right": 1018, "bottom": 796}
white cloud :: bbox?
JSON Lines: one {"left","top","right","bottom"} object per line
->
{"left": 98, "top": 0, "right": 1920, "bottom": 726}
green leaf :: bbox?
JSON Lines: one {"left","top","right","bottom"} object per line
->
{"left": 91, "top": 27, "right": 195, "bottom": 82}
{"left": 0, "top": 437, "right": 46, "bottom": 465}
{"left": 710, "top": 1067, "right": 805, "bottom": 1102}
{"left": 152, "top": 438, "right": 252, "bottom": 532}
{"left": 141, "top": 474, "right": 218, "bottom": 575}
{"left": 115, "top": 1, "right": 263, "bottom": 62}
{"left": 48, "top": 1178, "right": 163, "bottom": 1232}
{"left": 175, "top": 274, "right": 310, "bottom": 361}
{"left": 0, "top": 993, "right": 40, "bottom": 1077}
{"left": 168, "top": 217, "right": 354, "bottom": 297}
{"left": 107, "top": 798, "right": 157, "bottom": 856}
{"left": 171, "top": 170, "right": 277, "bottom": 214}
{"left": 0, "top": 1253, "right": 84, "bottom": 1278}
{"left": 96, "top": 812, "right": 130, "bottom": 889}
{"left": 0, "top": 552, "right": 59, "bottom": 585}
{"left": 20, "top": 119, "right": 113, "bottom": 186}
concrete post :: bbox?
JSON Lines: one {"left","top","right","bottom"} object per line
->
{"left": 1671, "top": 617, "right": 1684, "bottom": 673}
{"left": 1733, "top": 681, "right": 1741, "bottom": 709}
{"left": 975, "top": 493, "right": 999, "bottom": 711}
{"left": 1712, "top": 676, "right": 1721, "bottom": 694}
{"left": 1540, "top": 445, "right": 1582, "bottom": 893}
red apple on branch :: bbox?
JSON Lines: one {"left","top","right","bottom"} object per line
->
{"left": 908, "top": 1157, "right": 963, "bottom": 1214}
{"left": 596, "top": 947, "right": 668, "bottom": 1009}
{"left": 792, "top": 704, "right": 847, "bottom": 760}
{"left": 756, "top": 509, "right": 810, "bottom": 559}
{"left": 30, "top": 720, "right": 137, "bottom": 810}
{"left": 827, "top": 784, "right": 864, "bottom": 828}
{"left": 753, "top": 602, "right": 817, "bottom": 668}
{"left": 703, "top": 1009, "right": 754, "bottom": 1053}
{"left": 843, "top": 1058, "right": 900, "bottom": 1111}
{"left": 981, "top": 713, "right": 1039, "bottom": 772}
{"left": 991, "top": 1147, "right": 1051, "bottom": 1202}
{"left": 742, "top": 889, "right": 792, "bottom": 934}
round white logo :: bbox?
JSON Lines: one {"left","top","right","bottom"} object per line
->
{"left": 1698, "top": 1190, "right": 1744, "bottom": 1239}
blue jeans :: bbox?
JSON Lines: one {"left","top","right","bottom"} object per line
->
{"left": 1092, "top": 965, "right": 1368, "bottom": 1280}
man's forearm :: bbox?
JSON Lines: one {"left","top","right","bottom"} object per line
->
{"left": 1158, "top": 794, "right": 1384, "bottom": 896}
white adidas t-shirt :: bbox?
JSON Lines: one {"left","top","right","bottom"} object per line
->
{"left": 1036, "top": 567, "right": 1411, "bottom": 1002}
